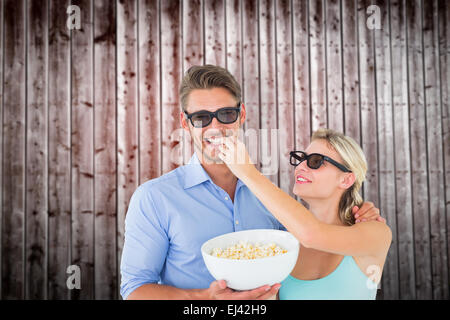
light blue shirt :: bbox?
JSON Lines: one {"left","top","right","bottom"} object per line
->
{"left": 120, "top": 152, "right": 285, "bottom": 299}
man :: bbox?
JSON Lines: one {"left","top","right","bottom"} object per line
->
{"left": 120, "top": 64, "right": 384, "bottom": 300}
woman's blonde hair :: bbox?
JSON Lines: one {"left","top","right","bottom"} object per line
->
{"left": 311, "top": 128, "right": 367, "bottom": 226}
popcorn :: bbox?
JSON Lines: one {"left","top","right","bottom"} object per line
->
{"left": 210, "top": 240, "right": 287, "bottom": 260}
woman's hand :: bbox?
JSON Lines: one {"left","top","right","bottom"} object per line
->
{"left": 352, "top": 202, "right": 386, "bottom": 224}
{"left": 217, "top": 136, "right": 255, "bottom": 179}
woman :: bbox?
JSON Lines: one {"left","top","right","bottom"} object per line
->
{"left": 217, "top": 128, "right": 392, "bottom": 300}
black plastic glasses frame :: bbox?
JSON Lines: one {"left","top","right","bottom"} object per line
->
{"left": 289, "top": 151, "right": 351, "bottom": 173}
{"left": 184, "top": 103, "right": 241, "bottom": 128}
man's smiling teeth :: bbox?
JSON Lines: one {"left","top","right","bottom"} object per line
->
{"left": 205, "top": 137, "right": 224, "bottom": 145}
{"left": 297, "top": 177, "right": 310, "bottom": 182}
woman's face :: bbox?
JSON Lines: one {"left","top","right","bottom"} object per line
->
{"left": 292, "top": 139, "right": 350, "bottom": 201}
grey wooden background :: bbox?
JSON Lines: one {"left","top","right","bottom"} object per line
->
{"left": 0, "top": 0, "right": 448, "bottom": 300}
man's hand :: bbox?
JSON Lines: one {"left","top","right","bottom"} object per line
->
{"left": 206, "top": 280, "right": 280, "bottom": 300}
{"left": 352, "top": 202, "right": 386, "bottom": 224}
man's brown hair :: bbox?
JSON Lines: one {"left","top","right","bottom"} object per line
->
{"left": 179, "top": 64, "right": 241, "bottom": 112}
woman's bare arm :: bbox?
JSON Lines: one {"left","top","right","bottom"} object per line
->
{"left": 239, "top": 166, "right": 392, "bottom": 258}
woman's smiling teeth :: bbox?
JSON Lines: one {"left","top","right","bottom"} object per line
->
{"left": 296, "top": 176, "right": 311, "bottom": 183}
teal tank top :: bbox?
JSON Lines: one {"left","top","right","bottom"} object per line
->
{"left": 279, "top": 256, "right": 378, "bottom": 300}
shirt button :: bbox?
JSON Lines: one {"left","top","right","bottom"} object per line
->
{"left": 225, "top": 196, "right": 229, "bottom": 200}
{"left": 235, "top": 220, "right": 239, "bottom": 225}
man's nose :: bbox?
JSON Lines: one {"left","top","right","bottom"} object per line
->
{"left": 202, "top": 116, "right": 223, "bottom": 137}
{"left": 209, "top": 116, "right": 222, "bottom": 129}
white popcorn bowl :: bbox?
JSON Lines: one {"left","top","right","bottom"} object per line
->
{"left": 201, "top": 229, "right": 300, "bottom": 291}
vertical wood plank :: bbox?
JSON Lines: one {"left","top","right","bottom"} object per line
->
{"left": 422, "top": 0, "right": 448, "bottom": 300}
{"left": 225, "top": 0, "right": 242, "bottom": 88}
{"left": 161, "top": 0, "right": 182, "bottom": 174}
{"left": 390, "top": 0, "right": 415, "bottom": 300}
{"left": 183, "top": 0, "right": 204, "bottom": 70}
{"left": 357, "top": 0, "right": 379, "bottom": 206}
{"left": 70, "top": 0, "right": 94, "bottom": 300}
{"left": 25, "top": 0, "right": 48, "bottom": 300}
{"left": 292, "top": 0, "right": 310, "bottom": 150}
{"left": 242, "top": 0, "right": 259, "bottom": 168}
{"left": 139, "top": 0, "right": 161, "bottom": 182}
{"left": 48, "top": 0, "right": 71, "bottom": 300}
{"left": 204, "top": 0, "right": 225, "bottom": 66}
{"left": 2, "top": 0, "right": 26, "bottom": 300}
{"left": 0, "top": 0, "right": 3, "bottom": 298}
{"left": 117, "top": 0, "right": 139, "bottom": 299}
{"left": 406, "top": 0, "right": 432, "bottom": 300}
{"left": 438, "top": 0, "right": 450, "bottom": 296}
{"left": 342, "top": 0, "right": 361, "bottom": 143}
{"left": 309, "top": 0, "right": 327, "bottom": 131}
{"left": 292, "top": 0, "right": 310, "bottom": 203}
{"left": 326, "top": 0, "right": 344, "bottom": 132}
{"left": 276, "top": 0, "right": 295, "bottom": 196}
{"left": 225, "top": 0, "right": 243, "bottom": 161}
{"left": 259, "top": 0, "right": 278, "bottom": 184}
{"left": 373, "top": 0, "right": 399, "bottom": 300}
{"left": 182, "top": 0, "right": 203, "bottom": 163}
{"left": 94, "top": 0, "right": 117, "bottom": 300}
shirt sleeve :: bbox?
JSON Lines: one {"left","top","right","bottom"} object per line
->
{"left": 119, "top": 185, "right": 169, "bottom": 300}
{"left": 278, "top": 222, "right": 287, "bottom": 231}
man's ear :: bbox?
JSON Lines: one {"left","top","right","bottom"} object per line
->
{"left": 240, "top": 103, "right": 246, "bottom": 125}
{"left": 340, "top": 172, "right": 356, "bottom": 190}
{"left": 180, "top": 110, "right": 189, "bottom": 132}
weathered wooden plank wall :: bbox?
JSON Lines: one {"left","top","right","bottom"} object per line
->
{"left": 94, "top": 0, "right": 117, "bottom": 300}
{"left": 0, "top": 0, "right": 448, "bottom": 300}
{"left": 2, "top": 0, "right": 26, "bottom": 300}
{"left": 48, "top": 0, "right": 71, "bottom": 299}
{"left": 390, "top": 0, "right": 415, "bottom": 299}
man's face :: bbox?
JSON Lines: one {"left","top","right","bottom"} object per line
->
{"left": 180, "top": 87, "right": 246, "bottom": 164}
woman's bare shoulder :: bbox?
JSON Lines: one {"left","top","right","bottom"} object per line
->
{"left": 353, "top": 220, "right": 392, "bottom": 252}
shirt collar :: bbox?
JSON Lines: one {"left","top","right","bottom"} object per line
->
{"left": 183, "top": 152, "right": 245, "bottom": 193}
{"left": 183, "top": 152, "right": 213, "bottom": 189}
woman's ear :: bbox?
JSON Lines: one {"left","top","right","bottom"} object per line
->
{"left": 340, "top": 172, "right": 356, "bottom": 190}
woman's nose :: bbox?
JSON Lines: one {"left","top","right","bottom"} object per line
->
{"left": 295, "top": 160, "right": 309, "bottom": 173}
